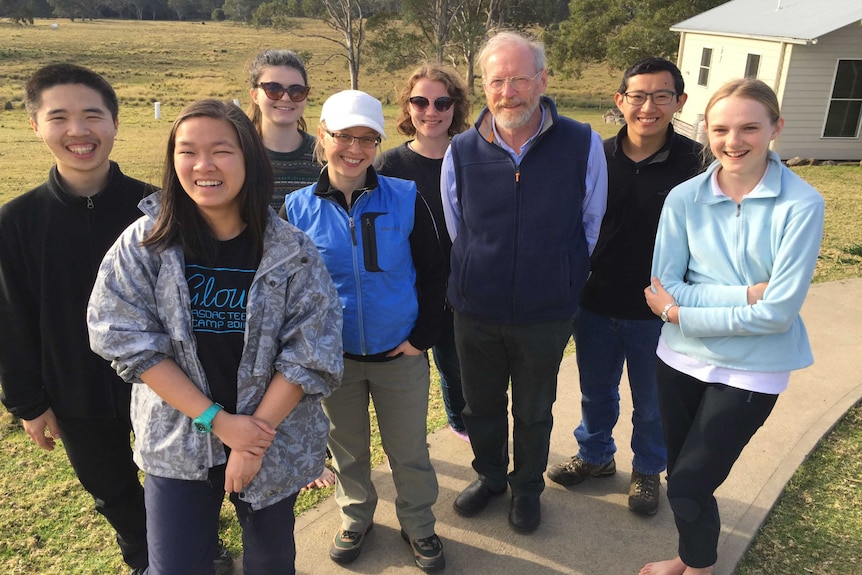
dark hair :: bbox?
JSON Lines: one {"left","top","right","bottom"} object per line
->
{"left": 143, "top": 99, "right": 273, "bottom": 262}
{"left": 25, "top": 63, "right": 118, "bottom": 121}
{"left": 395, "top": 63, "right": 471, "bottom": 138}
{"left": 247, "top": 49, "right": 309, "bottom": 133}
{"left": 618, "top": 57, "right": 685, "bottom": 98}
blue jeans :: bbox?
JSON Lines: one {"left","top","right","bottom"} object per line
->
{"left": 433, "top": 311, "right": 466, "bottom": 431}
{"left": 572, "top": 307, "right": 667, "bottom": 475}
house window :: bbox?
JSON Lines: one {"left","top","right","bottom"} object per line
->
{"left": 823, "top": 59, "right": 862, "bottom": 138}
{"left": 698, "top": 48, "right": 712, "bottom": 87}
{"left": 745, "top": 54, "right": 760, "bottom": 79}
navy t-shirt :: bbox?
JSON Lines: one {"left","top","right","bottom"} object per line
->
{"left": 185, "top": 228, "right": 258, "bottom": 413}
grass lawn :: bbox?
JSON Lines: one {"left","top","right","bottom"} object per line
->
{"left": 0, "top": 16, "right": 860, "bottom": 575}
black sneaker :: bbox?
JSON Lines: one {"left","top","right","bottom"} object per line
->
{"left": 213, "top": 539, "right": 234, "bottom": 575}
{"left": 329, "top": 523, "right": 373, "bottom": 564}
{"left": 628, "top": 470, "right": 660, "bottom": 516}
{"left": 547, "top": 455, "right": 616, "bottom": 486}
{"left": 400, "top": 529, "right": 445, "bottom": 572}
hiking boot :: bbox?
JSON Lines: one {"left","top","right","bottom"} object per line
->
{"left": 214, "top": 539, "right": 234, "bottom": 575}
{"left": 628, "top": 470, "right": 661, "bottom": 516}
{"left": 547, "top": 455, "right": 616, "bottom": 486}
{"left": 329, "top": 523, "right": 373, "bottom": 564}
{"left": 401, "top": 529, "right": 445, "bottom": 572}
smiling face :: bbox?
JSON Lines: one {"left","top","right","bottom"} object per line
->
{"left": 30, "top": 83, "right": 117, "bottom": 195}
{"left": 173, "top": 116, "right": 246, "bottom": 221}
{"left": 482, "top": 42, "right": 547, "bottom": 133}
{"left": 706, "top": 95, "right": 783, "bottom": 183}
{"left": 408, "top": 78, "right": 454, "bottom": 142}
{"left": 250, "top": 65, "right": 307, "bottom": 130}
{"left": 319, "top": 124, "right": 379, "bottom": 192}
{"left": 614, "top": 71, "right": 685, "bottom": 148}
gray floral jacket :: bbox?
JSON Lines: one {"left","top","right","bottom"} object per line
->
{"left": 87, "top": 193, "right": 343, "bottom": 510}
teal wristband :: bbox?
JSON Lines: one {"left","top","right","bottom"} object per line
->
{"left": 193, "top": 403, "right": 223, "bottom": 433}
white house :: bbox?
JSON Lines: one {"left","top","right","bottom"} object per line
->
{"left": 670, "top": 0, "right": 862, "bottom": 160}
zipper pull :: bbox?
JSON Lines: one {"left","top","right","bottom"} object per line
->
{"left": 515, "top": 168, "right": 520, "bottom": 183}
{"left": 349, "top": 216, "right": 357, "bottom": 245}
{"left": 86, "top": 196, "right": 94, "bottom": 209}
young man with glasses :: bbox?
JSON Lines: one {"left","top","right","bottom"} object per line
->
{"left": 547, "top": 57, "right": 704, "bottom": 517}
{"left": 442, "top": 31, "right": 608, "bottom": 534}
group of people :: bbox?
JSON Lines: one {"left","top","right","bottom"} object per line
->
{"left": 0, "top": 28, "right": 823, "bottom": 575}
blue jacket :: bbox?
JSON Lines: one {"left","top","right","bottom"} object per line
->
{"left": 285, "top": 168, "right": 445, "bottom": 357}
{"left": 652, "top": 152, "right": 824, "bottom": 372}
{"left": 88, "top": 193, "right": 343, "bottom": 510}
{"left": 447, "top": 100, "right": 594, "bottom": 324}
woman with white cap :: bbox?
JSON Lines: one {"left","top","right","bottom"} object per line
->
{"left": 284, "top": 90, "right": 447, "bottom": 573}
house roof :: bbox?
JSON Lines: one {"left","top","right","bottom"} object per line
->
{"left": 671, "top": 0, "right": 862, "bottom": 45}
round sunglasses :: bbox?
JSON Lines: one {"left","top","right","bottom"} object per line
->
{"left": 408, "top": 96, "right": 455, "bottom": 112}
{"left": 255, "top": 82, "right": 311, "bottom": 103}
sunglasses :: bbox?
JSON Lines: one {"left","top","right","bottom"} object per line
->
{"left": 408, "top": 96, "right": 455, "bottom": 112}
{"left": 255, "top": 82, "right": 311, "bottom": 102}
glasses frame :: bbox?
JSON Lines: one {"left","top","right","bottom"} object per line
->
{"left": 255, "top": 82, "right": 311, "bottom": 103}
{"left": 483, "top": 70, "right": 543, "bottom": 94}
{"left": 325, "top": 130, "right": 381, "bottom": 149}
{"left": 408, "top": 95, "right": 455, "bottom": 112}
{"left": 622, "top": 90, "right": 678, "bottom": 106}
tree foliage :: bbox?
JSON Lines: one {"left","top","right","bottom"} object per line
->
{"left": 544, "top": 0, "right": 725, "bottom": 77}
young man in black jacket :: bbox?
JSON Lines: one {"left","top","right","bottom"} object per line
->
{"left": 0, "top": 64, "right": 232, "bottom": 575}
{"left": 547, "top": 58, "right": 704, "bottom": 517}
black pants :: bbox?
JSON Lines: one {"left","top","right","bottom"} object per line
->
{"left": 454, "top": 312, "right": 572, "bottom": 496}
{"left": 58, "top": 415, "right": 148, "bottom": 570}
{"left": 656, "top": 360, "right": 777, "bottom": 568}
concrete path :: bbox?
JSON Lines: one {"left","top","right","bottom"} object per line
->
{"left": 260, "top": 278, "right": 861, "bottom": 575}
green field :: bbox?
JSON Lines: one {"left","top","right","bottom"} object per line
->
{"left": 0, "top": 16, "right": 860, "bottom": 575}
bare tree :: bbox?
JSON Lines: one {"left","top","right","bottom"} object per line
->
{"left": 306, "top": 0, "right": 366, "bottom": 90}
{"left": 401, "top": 0, "right": 466, "bottom": 64}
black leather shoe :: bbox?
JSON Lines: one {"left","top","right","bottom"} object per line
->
{"left": 453, "top": 480, "right": 507, "bottom": 517}
{"left": 508, "top": 495, "right": 541, "bottom": 533}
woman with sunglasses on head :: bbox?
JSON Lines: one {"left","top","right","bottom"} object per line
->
{"left": 248, "top": 49, "right": 319, "bottom": 212}
{"left": 641, "top": 78, "right": 824, "bottom": 575}
{"left": 375, "top": 64, "right": 471, "bottom": 444}
{"left": 284, "top": 90, "right": 447, "bottom": 572}
{"left": 87, "top": 99, "right": 343, "bottom": 575}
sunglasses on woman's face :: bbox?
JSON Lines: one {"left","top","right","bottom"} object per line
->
{"left": 255, "top": 82, "right": 311, "bottom": 102}
{"left": 408, "top": 95, "right": 455, "bottom": 112}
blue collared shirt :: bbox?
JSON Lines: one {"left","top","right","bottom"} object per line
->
{"left": 441, "top": 104, "right": 607, "bottom": 254}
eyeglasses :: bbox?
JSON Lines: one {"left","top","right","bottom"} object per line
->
{"left": 325, "top": 131, "right": 381, "bottom": 149}
{"left": 255, "top": 82, "right": 311, "bottom": 102}
{"left": 483, "top": 71, "right": 542, "bottom": 94}
{"left": 622, "top": 90, "right": 677, "bottom": 106}
{"left": 408, "top": 96, "right": 455, "bottom": 112}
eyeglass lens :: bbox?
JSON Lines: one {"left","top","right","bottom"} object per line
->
{"left": 258, "top": 82, "right": 310, "bottom": 102}
{"left": 624, "top": 90, "right": 676, "bottom": 105}
{"left": 408, "top": 96, "right": 455, "bottom": 112}
{"left": 485, "top": 72, "right": 540, "bottom": 93}
{"left": 327, "top": 131, "right": 379, "bottom": 148}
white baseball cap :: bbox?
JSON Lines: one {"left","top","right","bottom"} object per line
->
{"left": 320, "top": 90, "right": 387, "bottom": 139}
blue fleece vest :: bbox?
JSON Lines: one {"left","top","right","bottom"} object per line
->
{"left": 448, "top": 105, "right": 592, "bottom": 324}
{"left": 285, "top": 176, "right": 418, "bottom": 355}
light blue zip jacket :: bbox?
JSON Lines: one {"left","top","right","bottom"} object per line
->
{"left": 652, "top": 151, "right": 824, "bottom": 372}
{"left": 87, "top": 193, "right": 343, "bottom": 510}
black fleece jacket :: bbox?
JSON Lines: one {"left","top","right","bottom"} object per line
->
{"left": 580, "top": 125, "right": 703, "bottom": 320}
{"left": 0, "top": 162, "right": 153, "bottom": 420}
